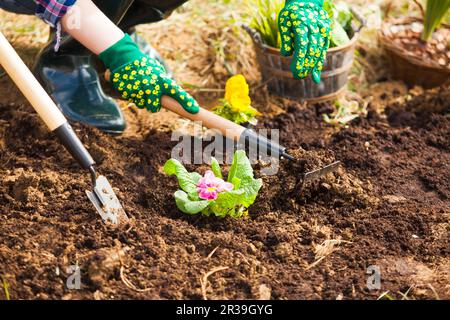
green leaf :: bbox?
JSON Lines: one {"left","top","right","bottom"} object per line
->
{"left": 334, "top": 2, "right": 353, "bottom": 30}
{"left": 227, "top": 150, "right": 262, "bottom": 206}
{"left": 189, "top": 172, "right": 202, "bottom": 184}
{"left": 210, "top": 190, "right": 246, "bottom": 218}
{"left": 174, "top": 190, "right": 210, "bottom": 215}
{"left": 239, "top": 177, "right": 263, "bottom": 206}
{"left": 230, "top": 206, "right": 248, "bottom": 219}
{"left": 216, "top": 189, "right": 246, "bottom": 207}
{"left": 164, "top": 159, "right": 199, "bottom": 200}
{"left": 422, "top": 0, "right": 450, "bottom": 41}
{"left": 323, "top": 0, "right": 334, "bottom": 18}
{"left": 213, "top": 101, "right": 259, "bottom": 125}
{"left": 231, "top": 177, "right": 241, "bottom": 190}
{"left": 210, "top": 157, "right": 223, "bottom": 179}
{"left": 245, "top": 0, "right": 284, "bottom": 48}
{"left": 228, "top": 150, "right": 254, "bottom": 183}
{"left": 330, "top": 20, "right": 350, "bottom": 47}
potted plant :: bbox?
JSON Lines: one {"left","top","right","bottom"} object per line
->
{"left": 212, "top": 74, "right": 261, "bottom": 127}
{"left": 379, "top": 0, "right": 450, "bottom": 88}
{"left": 243, "top": 0, "right": 365, "bottom": 102}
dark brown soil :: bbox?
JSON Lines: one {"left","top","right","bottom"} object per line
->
{"left": 0, "top": 85, "right": 448, "bottom": 300}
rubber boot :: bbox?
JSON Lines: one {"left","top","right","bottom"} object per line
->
{"left": 33, "top": 0, "right": 134, "bottom": 134}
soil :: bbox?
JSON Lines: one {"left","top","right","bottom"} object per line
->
{"left": 0, "top": 83, "right": 448, "bottom": 300}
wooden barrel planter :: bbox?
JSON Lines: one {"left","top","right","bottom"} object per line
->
{"left": 245, "top": 19, "right": 362, "bottom": 103}
{"left": 379, "top": 18, "right": 450, "bottom": 89}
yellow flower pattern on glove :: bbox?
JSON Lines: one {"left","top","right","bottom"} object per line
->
{"left": 111, "top": 56, "right": 199, "bottom": 114}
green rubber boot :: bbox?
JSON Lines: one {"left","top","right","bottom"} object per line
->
{"left": 33, "top": 0, "right": 134, "bottom": 134}
{"left": 33, "top": 0, "right": 189, "bottom": 133}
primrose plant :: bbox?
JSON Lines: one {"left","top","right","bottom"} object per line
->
{"left": 164, "top": 150, "right": 263, "bottom": 218}
{"left": 213, "top": 74, "right": 261, "bottom": 126}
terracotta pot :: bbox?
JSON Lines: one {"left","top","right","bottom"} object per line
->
{"left": 379, "top": 18, "right": 450, "bottom": 89}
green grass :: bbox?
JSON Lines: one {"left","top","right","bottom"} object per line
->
{"left": 421, "top": 0, "right": 450, "bottom": 41}
{"left": 243, "top": 0, "right": 284, "bottom": 48}
{"left": 2, "top": 276, "right": 10, "bottom": 300}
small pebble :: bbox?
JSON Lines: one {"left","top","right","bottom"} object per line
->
{"left": 436, "top": 43, "right": 445, "bottom": 52}
{"left": 248, "top": 243, "right": 257, "bottom": 254}
{"left": 38, "top": 293, "right": 49, "bottom": 300}
{"left": 258, "top": 284, "right": 271, "bottom": 300}
{"left": 383, "top": 195, "right": 407, "bottom": 204}
{"left": 274, "top": 242, "right": 293, "bottom": 259}
{"left": 186, "top": 244, "right": 196, "bottom": 254}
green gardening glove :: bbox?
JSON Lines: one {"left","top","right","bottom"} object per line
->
{"left": 278, "top": 0, "right": 332, "bottom": 83}
{"left": 99, "top": 34, "right": 199, "bottom": 114}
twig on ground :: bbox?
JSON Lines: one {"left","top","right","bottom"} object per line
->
{"left": 251, "top": 76, "right": 275, "bottom": 92}
{"left": 235, "top": 252, "right": 251, "bottom": 265}
{"left": 119, "top": 266, "right": 152, "bottom": 293}
{"left": 427, "top": 284, "right": 440, "bottom": 300}
{"left": 200, "top": 266, "right": 229, "bottom": 300}
{"left": 206, "top": 245, "right": 220, "bottom": 260}
{"left": 305, "top": 256, "right": 326, "bottom": 271}
{"left": 397, "top": 285, "right": 415, "bottom": 300}
{"left": 117, "top": 248, "right": 151, "bottom": 293}
{"left": 377, "top": 290, "right": 394, "bottom": 300}
{"left": 306, "top": 239, "right": 352, "bottom": 270}
{"left": 182, "top": 82, "right": 225, "bottom": 93}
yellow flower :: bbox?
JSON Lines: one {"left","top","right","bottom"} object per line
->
{"left": 229, "top": 93, "right": 251, "bottom": 113}
{"left": 225, "top": 75, "right": 249, "bottom": 101}
{"left": 225, "top": 75, "right": 251, "bottom": 112}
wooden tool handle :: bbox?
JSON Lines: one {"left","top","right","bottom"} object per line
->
{"left": 161, "top": 96, "right": 246, "bottom": 141}
{"left": 104, "top": 69, "right": 246, "bottom": 141}
{"left": 162, "top": 96, "right": 293, "bottom": 160}
{"left": 0, "top": 32, "right": 67, "bottom": 131}
{"left": 0, "top": 32, "right": 95, "bottom": 169}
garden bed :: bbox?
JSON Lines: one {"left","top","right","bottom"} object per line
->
{"left": 0, "top": 84, "right": 448, "bottom": 300}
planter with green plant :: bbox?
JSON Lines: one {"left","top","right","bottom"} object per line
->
{"left": 378, "top": 0, "right": 450, "bottom": 88}
{"left": 243, "top": 0, "right": 365, "bottom": 102}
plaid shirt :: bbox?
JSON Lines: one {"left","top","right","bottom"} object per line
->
{"left": 35, "top": 0, "right": 77, "bottom": 28}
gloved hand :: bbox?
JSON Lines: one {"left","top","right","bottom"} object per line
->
{"left": 99, "top": 34, "right": 199, "bottom": 114}
{"left": 278, "top": 0, "right": 332, "bottom": 83}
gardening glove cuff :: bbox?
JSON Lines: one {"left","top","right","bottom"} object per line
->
{"left": 99, "top": 34, "right": 199, "bottom": 114}
{"left": 99, "top": 34, "right": 146, "bottom": 71}
{"left": 279, "top": 0, "right": 331, "bottom": 84}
